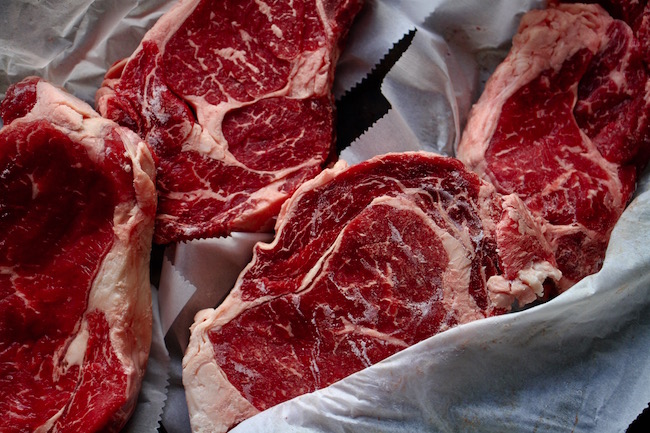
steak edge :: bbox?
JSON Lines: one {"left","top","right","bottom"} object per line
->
{"left": 96, "top": 0, "right": 364, "bottom": 244}
{"left": 457, "top": 3, "right": 650, "bottom": 290}
{"left": 0, "top": 77, "right": 156, "bottom": 432}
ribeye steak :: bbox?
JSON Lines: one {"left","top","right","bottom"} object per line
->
{"left": 457, "top": 3, "right": 650, "bottom": 290}
{"left": 0, "top": 77, "right": 156, "bottom": 432}
{"left": 96, "top": 0, "right": 364, "bottom": 244}
{"left": 183, "top": 151, "right": 561, "bottom": 432}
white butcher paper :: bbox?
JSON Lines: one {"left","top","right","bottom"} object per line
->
{"left": 343, "top": 0, "right": 547, "bottom": 160}
{"left": 3, "top": 0, "right": 650, "bottom": 432}
{"left": 0, "top": 0, "right": 173, "bottom": 104}
{"left": 332, "top": 0, "right": 416, "bottom": 99}
{"left": 159, "top": 234, "right": 273, "bottom": 354}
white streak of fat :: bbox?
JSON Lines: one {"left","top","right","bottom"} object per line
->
{"left": 347, "top": 340, "right": 372, "bottom": 367}
{"left": 232, "top": 361, "right": 262, "bottom": 403}
{"left": 309, "top": 315, "right": 322, "bottom": 387}
{"left": 214, "top": 47, "right": 260, "bottom": 75}
{"left": 293, "top": 232, "right": 340, "bottom": 295}
{"left": 542, "top": 144, "right": 621, "bottom": 209}
{"left": 232, "top": 360, "right": 262, "bottom": 380}
{"left": 337, "top": 317, "right": 408, "bottom": 357}
{"left": 607, "top": 68, "right": 626, "bottom": 93}
{"left": 62, "top": 325, "right": 90, "bottom": 372}
{"left": 35, "top": 406, "right": 65, "bottom": 433}
{"left": 389, "top": 221, "right": 428, "bottom": 264}
{"left": 314, "top": 0, "right": 333, "bottom": 39}
{"left": 308, "top": 355, "right": 321, "bottom": 387}
{"left": 9, "top": 283, "right": 39, "bottom": 315}
{"left": 270, "top": 24, "right": 283, "bottom": 39}
{"left": 142, "top": 81, "right": 171, "bottom": 125}
{"left": 255, "top": 280, "right": 268, "bottom": 296}
{"left": 254, "top": 0, "right": 273, "bottom": 22}
{"left": 340, "top": 279, "right": 380, "bottom": 324}
{"left": 0, "top": 266, "right": 17, "bottom": 278}
{"left": 24, "top": 173, "right": 39, "bottom": 199}
{"left": 334, "top": 308, "right": 406, "bottom": 348}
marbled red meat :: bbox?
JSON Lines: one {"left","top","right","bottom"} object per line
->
{"left": 458, "top": 4, "right": 650, "bottom": 290}
{"left": 183, "top": 152, "right": 561, "bottom": 432}
{"left": 0, "top": 77, "right": 156, "bottom": 432}
{"left": 96, "top": 0, "right": 363, "bottom": 244}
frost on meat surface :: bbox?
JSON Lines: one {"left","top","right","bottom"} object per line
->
{"left": 0, "top": 77, "right": 156, "bottom": 433}
{"left": 96, "top": 0, "right": 364, "bottom": 244}
{"left": 182, "top": 152, "right": 561, "bottom": 433}
{"left": 457, "top": 4, "right": 650, "bottom": 291}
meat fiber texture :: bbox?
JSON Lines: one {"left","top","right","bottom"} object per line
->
{"left": 95, "top": 0, "right": 364, "bottom": 244}
{"left": 182, "top": 151, "right": 563, "bottom": 432}
{"left": 0, "top": 77, "right": 157, "bottom": 432}
{"left": 457, "top": 3, "right": 650, "bottom": 291}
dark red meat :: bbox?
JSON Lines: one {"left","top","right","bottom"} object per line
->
{"left": 96, "top": 0, "right": 364, "bottom": 244}
{"left": 0, "top": 78, "right": 156, "bottom": 433}
{"left": 458, "top": 4, "right": 650, "bottom": 290}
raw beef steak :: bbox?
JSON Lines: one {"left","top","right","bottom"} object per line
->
{"left": 457, "top": 4, "right": 650, "bottom": 290}
{"left": 0, "top": 78, "right": 156, "bottom": 432}
{"left": 96, "top": 0, "right": 363, "bottom": 244}
{"left": 183, "top": 152, "right": 562, "bottom": 432}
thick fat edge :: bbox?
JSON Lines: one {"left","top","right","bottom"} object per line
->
{"left": 88, "top": 128, "right": 157, "bottom": 428}
{"left": 488, "top": 193, "right": 562, "bottom": 308}
{"left": 184, "top": 309, "right": 260, "bottom": 433}
{"left": 21, "top": 80, "right": 157, "bottom": 431}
